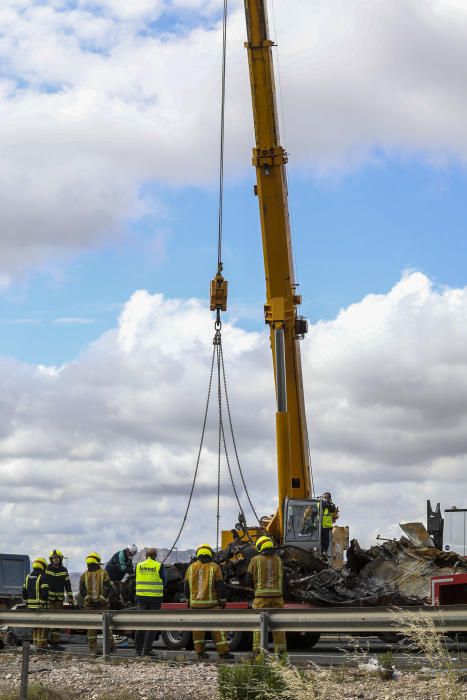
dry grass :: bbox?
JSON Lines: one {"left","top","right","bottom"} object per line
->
{"left": 393, "top": 607, "right": 464, "bottom": 700}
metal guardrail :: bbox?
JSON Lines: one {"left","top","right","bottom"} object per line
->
{"left": 1, "top": 606, "right": 466, "bottom": 659}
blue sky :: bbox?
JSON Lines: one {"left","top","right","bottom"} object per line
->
{"left": 2, "top": 158, "right": 467, "bottom": 365}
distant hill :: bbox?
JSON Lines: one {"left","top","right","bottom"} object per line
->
{"left": 69, "top": 548, "right": 196, "bottom": 589}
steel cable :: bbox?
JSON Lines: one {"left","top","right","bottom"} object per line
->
{"left": 217, "top": 0, "right": 229, "bottom": 271}
{"left": 219, "top": 341, "right": 261, "bottom": 524}
{"left": 162, "top": 342, "right": 216, "bottom": 564}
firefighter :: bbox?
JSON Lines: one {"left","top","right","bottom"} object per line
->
{"left": 184, "top": 544, "right": 234, "bottom": 662}
{"left": 134, "top": 548, "right": 166, "bottom": 658}
{"left": 45, "top": 548, "right": 74, "bottom": 650}
{"left": 247, "top": 536, "right": 286, "bottom": 656}
{"left": 79, "top": 552, "right": 115, "bottom": 656}
{"left": 22, "top": 557, "right": 49, "bottom": 650}
{"left": 321, "top": 492, "right": 339, "bottom": 556}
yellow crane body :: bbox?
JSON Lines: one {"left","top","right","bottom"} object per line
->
{"left": 244, "top": 0, "right": 313, "bottom": 540}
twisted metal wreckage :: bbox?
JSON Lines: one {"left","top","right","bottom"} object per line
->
{"left": 112, "top": 524, "right": 467, "bottom": 610}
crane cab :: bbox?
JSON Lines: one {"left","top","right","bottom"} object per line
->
{"left": 283, "top": 497, "right": 322, "bottom": 552}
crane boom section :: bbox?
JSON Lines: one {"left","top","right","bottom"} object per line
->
{"left": 244, "top": 0, "right": 312, "bottom": 528}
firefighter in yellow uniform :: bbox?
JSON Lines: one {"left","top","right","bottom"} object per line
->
{"left": 247, "top": 536, "right": 287, "bottom": 656}
{"left": 22, "top": 558, "right": 49, "bottom": 649}
{"left": 184, "top": 545, "right": 234, "bottom": 662}
{"left": 79, "top": 552, "right": 115, "bottom": 655}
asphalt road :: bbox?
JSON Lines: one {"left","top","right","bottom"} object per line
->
{"left": 52, "top": 634, "right": 467, "bottom": 669}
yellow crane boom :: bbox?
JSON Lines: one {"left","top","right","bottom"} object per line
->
{"left": 244, "top": 0, "right": 312, "bottom": 540}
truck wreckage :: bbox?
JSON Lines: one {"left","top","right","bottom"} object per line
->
{"left": 117, "top": 520, "right": 467, "bottom": 612}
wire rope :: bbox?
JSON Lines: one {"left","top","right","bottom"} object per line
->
{"left": 217, "top": 0, "right": 229, "bottom": 271}
{"left": 162, "top": 344, "right": 216, "bottom": 564}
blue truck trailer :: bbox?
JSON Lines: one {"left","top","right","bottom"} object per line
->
{"left": 0, "top": 553, "right": 30, "bottom": 609}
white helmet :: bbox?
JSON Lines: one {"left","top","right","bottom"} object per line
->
{"left": 127, "top": 544, "right": 138, "bottom": 556}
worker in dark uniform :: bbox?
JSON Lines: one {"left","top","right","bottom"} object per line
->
{"left": 184, "top": 544, "right": 234, "bottom": 662}
{"left": 46, "top": 548, "right": 74, "bottom": 650}
{"left": 105, "top": 545, "right": 137, "bottom": 606}
{"left": 80, "top": 552, "right": 115, "bottom": 656}
{"left": 105, "top": 545, "right": 137, "bottom": 582}
{"left": 134, "top": 548, "right": 166, "bottom": 658}
{"left": 320, "top": 492, "right": 339, "bottom": 557}
{"left": 23, "top": 558, "right": 49, "bottom": 650}
{"left": 247, "top": 536, "right": 286, "bottom": 656}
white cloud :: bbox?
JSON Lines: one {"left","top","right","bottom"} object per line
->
{"left": 1, "top": 1, "right": 467, "bottom": 272}
{"left": 1, "top": 272, "right": 467, "bottom": 569}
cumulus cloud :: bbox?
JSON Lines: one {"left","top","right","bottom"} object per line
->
{"left": 1, "top": 1, "right": 467, "bottom": 272}
{"left": 1, "top": 272, "right": 466, "bottom": 568}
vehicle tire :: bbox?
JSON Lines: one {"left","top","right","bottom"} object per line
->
{"left": 226, "top": 631, "right": 245, "bottom": 652}
{"left": 286, "top": 632, "right": 320, "bottom": 650}
{"left": 377, "top": 633, "right": 404, "bottom": 645}
{"left": 161, "top": 630, "right": 193, "bottom": 650}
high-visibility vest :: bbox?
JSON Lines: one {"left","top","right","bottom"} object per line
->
{"left": 186, "top": 560, "right": 223, "bottom": 608}
{"left": 25, "top": 571, "right": 48, "bottom": 608}
{"left": 322, "top": 506, "right": 333, "bottom": 529}
{"left": 135, "top": 559, "right": 164, "bottom": 598}
{"left": 248, "top": 554, "right": 283, "bottom": 598}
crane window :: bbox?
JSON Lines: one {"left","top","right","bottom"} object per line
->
{"left": 285, "top": 502, "right": 319, "bottom": 541}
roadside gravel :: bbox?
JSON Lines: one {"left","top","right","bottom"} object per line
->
{"left": 0, "top": 650, "right": 465, "bottom": 699}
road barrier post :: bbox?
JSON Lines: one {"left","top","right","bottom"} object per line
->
{"left": 20, "top": 641, "right": 30, "bottom": 700}
{"left": 102, "top": 612, "right": 112, "bottom": 661}
{"left": 260, "top": 612, "right": 269, "bottom": 652}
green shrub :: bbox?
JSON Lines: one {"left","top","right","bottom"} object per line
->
{"left": 218, "top": 655, "right": 285, "bottom": 700}
{"left": 218, "top": 654, "right": 314, "bottom": 700}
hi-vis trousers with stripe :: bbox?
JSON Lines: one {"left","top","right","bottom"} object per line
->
{"left": 252, "top": 596, "right": 287, "bottom": 654}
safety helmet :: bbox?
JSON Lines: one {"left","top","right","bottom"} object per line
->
{"left": 126, "top": 544, "right": 138, "bottom": 556}
{"left": 49, "top": 549, "right": 63, "bottom": 561}
{"left": 196, "top": 544, "right": 213, "bottom": 559}
{"left": 86, "top": 552, "right": 101, "bottom": 565}
{"left": 255, "top": 536, "right": 274, "bottom": 553}
{"left": 33, "top": 558, "right": 47, "bottom": 571}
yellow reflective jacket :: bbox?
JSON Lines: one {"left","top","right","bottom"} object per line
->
{"left": 185, "top": 560, "right": 225, "bottom": 608}
{"left": 248, "top": 553, "right": 283, "bottom": 598}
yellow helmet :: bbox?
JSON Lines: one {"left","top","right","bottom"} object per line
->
{"left": 256, "top": 536, "right": 274, "bottom": 553}
{"left": 86, "top": 552, "right": 101, "bottom": 565}
{"left": 33, "top": 558, "right": 47, "bottom": 571}
{"left": 196, "top": 544, "right": 214, "bottom": 559}
{"left": 49, "top": 549, "right": 63, "bottom": 561}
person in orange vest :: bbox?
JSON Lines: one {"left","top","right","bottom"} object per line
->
{"left": 247, "top": 536, "right": 286, "bottom": 656}
{"left": 79, "top": 552, "right": 115, "bottom": 656}
{"left": 184, "top": 544, "right": 234, "bottom": 662}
